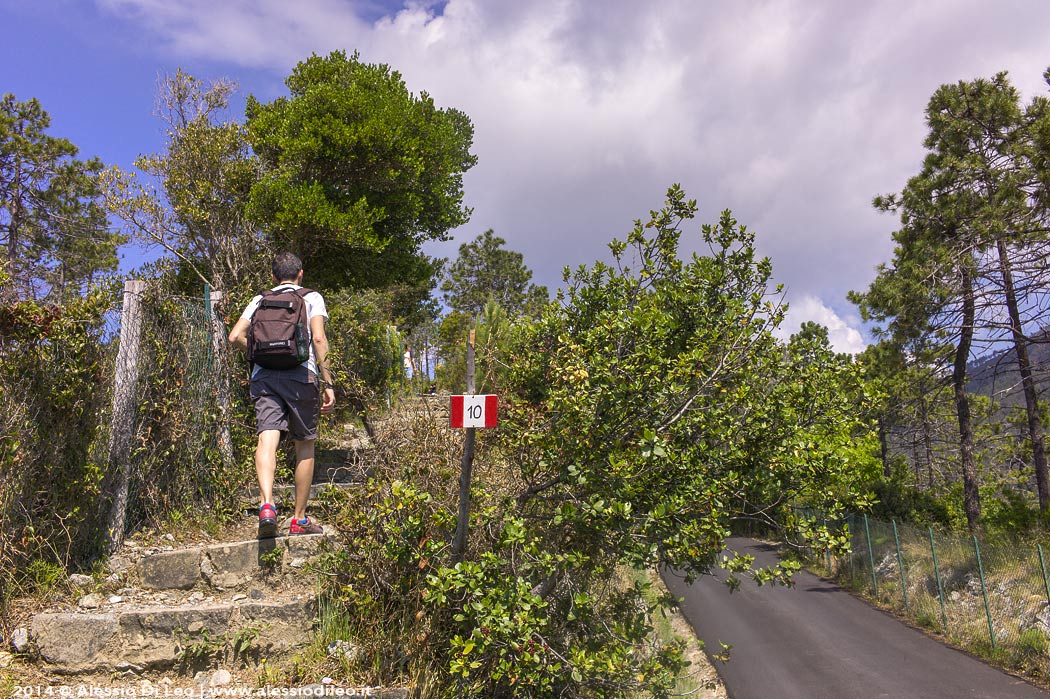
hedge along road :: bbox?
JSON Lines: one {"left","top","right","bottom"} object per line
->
{"left": 662, "top": 537, "right": 1050, "bottom": 699}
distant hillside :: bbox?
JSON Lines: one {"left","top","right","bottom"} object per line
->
{"left": 967, "top": 330, "right": 1050, "bottom": 408}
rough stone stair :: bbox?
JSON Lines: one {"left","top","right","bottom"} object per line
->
{"left": 11, "top": 426, "right": 419, "bottom": 692}
{"left": 28, "top": 530, "right": 335, "bottom": 675}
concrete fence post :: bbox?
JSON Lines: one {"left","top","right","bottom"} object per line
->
{"left": 103, "top": 280, "right": 147, "bottom": 553}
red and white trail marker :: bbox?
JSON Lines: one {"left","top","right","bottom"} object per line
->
{"left": 450, "top": 394, "right": 498, "bottom": 429}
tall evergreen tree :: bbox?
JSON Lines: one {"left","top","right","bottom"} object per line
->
{"left": 441, "top": 229, "right": 549, "bottom": 317}
{"left": 853, "top": 71, "right": 1050, "bottom": 526}
{"left": 0, "top": 95, "right": 123, "bottom": 300}
{"left": 245, "top": 51, "right": 477, "bottom": 298}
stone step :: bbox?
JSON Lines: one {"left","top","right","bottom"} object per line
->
{"left": 31, "top": 593, "right": 315, "bottom": 673}
{"left": 135, "top": 534, "right": 333, "bottom": 591}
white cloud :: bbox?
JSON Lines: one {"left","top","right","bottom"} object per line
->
{"left": 778, "top": 294, "right": 867, "bottom": 355}
{"left": 93, "top": 0, "right": 1050, "bottom": 319}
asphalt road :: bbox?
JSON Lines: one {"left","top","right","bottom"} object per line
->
{"left": 662, "top": 537, "right": 1050, "bottom": 699}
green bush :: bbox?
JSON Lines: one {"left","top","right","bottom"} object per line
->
{"left": 0, "top": 284, "right": 115, "bottom": 611}
{"left": 868, "top": 478, "right": 952, "bottom": 527}
{"left": 313, "top": 187, "right": 871, "bottom": 697}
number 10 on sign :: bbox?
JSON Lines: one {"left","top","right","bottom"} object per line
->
{"left": 450, "top": 394, "right": 498, "bottom": 429}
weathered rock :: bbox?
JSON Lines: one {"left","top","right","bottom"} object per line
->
{"left": 69, "top": 573, "right": 94, "bottom": 587}
{"left": 1021, "top": 601, "right": 1050, "bottom": 636}
{"left": 874, "top": 552, "right": 897, "bottom": 578}
{"left": 32, "top": 596, "right": 316, "bottom": 673}
{"left": 109, "top": 596, "right": 124, "bottom": 604}
{"left": 210, "top": 669, "right": 233, "bottom": 687}
{"left": 32, "top": 612, "right": 120, "bottom": 671}
{"left": 286, "top": 533, "right": 326, "bottom": 557}
{"left": 137, "top": 548, "right": 201, "bottom": 590}
{"left": 203, "top": 539, "right": 275, "bottom": 588}
{"left": 327, "top": 640, "right": 360, "bottom": 662}
{"left": 78, "top": 593, "right": 104, "bottom": 609}
{"left": 0, "top": 651, "right": 13, "bottom": 667}
{"left": 137, "top": 534, "right": 330, "bottom": 591}
{"left": 11, "top": 627, "right": 29, "bottom": 653}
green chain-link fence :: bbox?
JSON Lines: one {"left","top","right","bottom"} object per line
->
{"left": 119, "top": 283, "right": 251, "bottom": 535}
{"left": 0, "top": 279, "right": 249, "bottom": 605}
{"left": 810, "top": 514, "right": 1050, "bottom": 675}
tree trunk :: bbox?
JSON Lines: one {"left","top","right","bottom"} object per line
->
{"left": 954, "top": 269, "right": 981, "bottom": 533}
{"left": 920, "top": 392, "right": 935, "bottom": 489}
{"left": 877, "top": 416, "right": 890, "bottom": 478}
{"left": 996, "top": 238, "right": 1049, "bottom": 509}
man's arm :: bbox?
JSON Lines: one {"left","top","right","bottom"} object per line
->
{"left": 310, "top": 314, "right": 336, "bottom": 413}
{"left": 228, "top": 317, "right": 250, "bottom": 351}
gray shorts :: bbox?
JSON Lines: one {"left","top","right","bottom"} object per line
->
{"left": 249, "top": 367, "right": 319, "bottom": 441}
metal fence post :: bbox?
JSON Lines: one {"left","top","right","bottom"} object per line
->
{"left": 1039, "top": 544, "right": 1050, "bottom": 608}
{"left": 893, "top": 519, "right": 909, "bottom": 614}
{"left": 973, "top": 535, "right": 995, "bottom": 649}
{"left": 864, "top": 514, "right": 879, "bottom": 597}
{"left": 929, "top": 527, "right": 948, "bottom": 634}
{"left": 452, "top": 328, "right": 477, "bottom": 562}
{"left": 823, "top": 517, "right": 832, "bottom": 575}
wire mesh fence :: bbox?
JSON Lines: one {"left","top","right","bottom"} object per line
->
{"left": 810, "top": 513, "right": 1050, "bottom": 675}
{"left": 0, "top": 279, "right": 250, "bottom": 598}
{"left": 119, "top": 283, "right": 250, "bottom": 535}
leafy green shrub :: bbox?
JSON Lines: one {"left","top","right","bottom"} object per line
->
{"left": 0, "top": 283, "right": 115, "bottom": 617}
{"left": 1015, "top": 628, "right": 1050, "bottom": 674}
{"left": 315, "top": 186, "right": 872, "bottom": 697}
{"left": 322, "top": 289, "right": 406, "bottom": 426}
{"left": 978, "top": 487, "right": 1050, "bottom": 536}
{"left": 868, "top": 478, "right": 952, "bottom": 527}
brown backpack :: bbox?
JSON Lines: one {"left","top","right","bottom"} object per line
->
{"left": 247, "top": 287, "right": 313, "bottom": 370}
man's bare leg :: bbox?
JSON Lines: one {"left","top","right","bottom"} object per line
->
{"left": 292, "top": 439, "right": 316, "bottom": 522}
{"left": 256, "top": 429, "right": 281, "bottom": 507}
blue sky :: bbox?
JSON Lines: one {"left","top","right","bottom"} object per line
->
{"left": 4, "top": 0, "right": 1050, "bottom": 352}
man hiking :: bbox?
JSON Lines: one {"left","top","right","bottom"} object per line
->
{"left": 228, "top": 252, "right": 336, "bottom": 537}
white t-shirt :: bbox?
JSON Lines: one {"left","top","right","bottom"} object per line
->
{"left": 239, "top": 284, "right": 328, "bottom": 377}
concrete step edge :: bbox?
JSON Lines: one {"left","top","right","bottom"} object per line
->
{"left": 31, "top": 595, "right": 317, "bottom": 674}
{"left": 135, "top": 533, "right": 336, "bottom": 591}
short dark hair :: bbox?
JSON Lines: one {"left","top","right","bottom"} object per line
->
{"left": 272, "top": 252, "right": 302, "bottom": 282}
